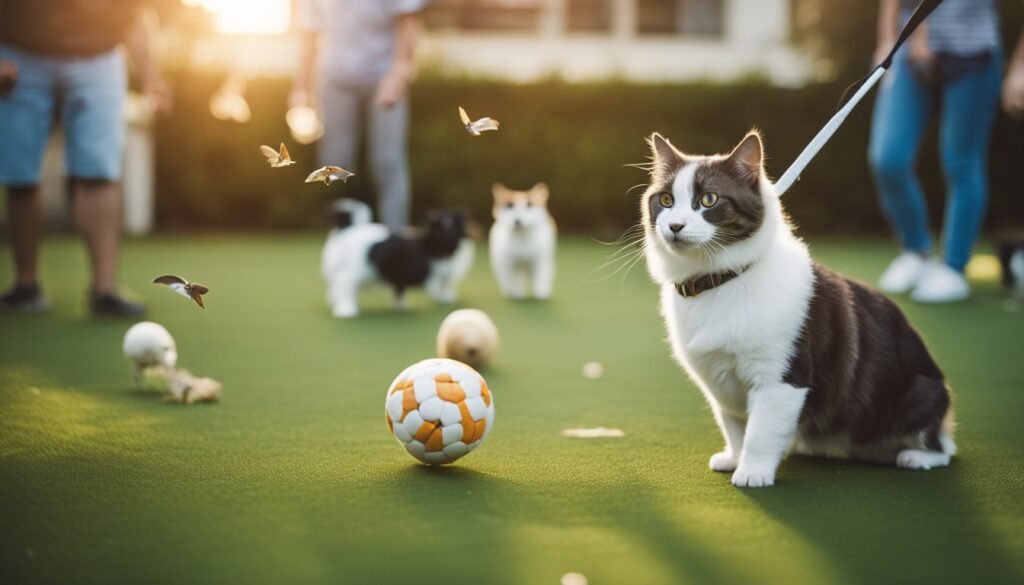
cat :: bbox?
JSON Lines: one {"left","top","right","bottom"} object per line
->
{"left": 639, "top": 130, "right": 955, "bottom": 488}
{"left": 321, "top": 199, "right": 474, "bottom": 318}
{"left": 489, "top": 182, "right": 557, "bottom": 300}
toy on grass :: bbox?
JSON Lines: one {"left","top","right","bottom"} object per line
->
{"left": 385, "top": 358, "right": 495, "bottom": 465}
{"left": 122, "top": 322, "right": 222, "bottom": 404}
{"left": 436, "top": 309, "right": 499, "bottom": 369}
{"left": 166, "top": 370, "right": 222, "bottom": 404}
{"left": 123, "top": 321, "right": 177, "bottom": 389}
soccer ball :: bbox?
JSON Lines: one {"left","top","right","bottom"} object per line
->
{"left": 436, "top": 308, "right": 499, "bottom": 369}
{"left": 123, "top": 322, "right": 177, "bottom": 369}
{"left": 385, "top": 358, "right": 495, "bottom": 465}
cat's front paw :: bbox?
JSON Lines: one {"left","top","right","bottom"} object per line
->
{"left": 709, "top": 451, "right": 738, "bottom": 472}
{"left": 331, "top": 304, "right": 359, "bottom": 319}
{"left": 731, "top": 466, "right": 776, "bottom": 488}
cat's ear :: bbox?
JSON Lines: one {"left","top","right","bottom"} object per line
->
{"left": 726, "top": 130, "right": 763, "bottom": 186}
{"left": 530, "top": 182, "right": 549, "bottom": 205}
{"left": 492, "top": 182, "right": 509, "bottom": 202}
{"left": 647, "top": 133, "right": 683, "bottom": 178}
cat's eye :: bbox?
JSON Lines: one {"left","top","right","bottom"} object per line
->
{"left": 526, "top": 201, "right": 533, "bottom": 208}
{"left": 658, "top": 192, "right": 674, "bottom": 208}
{"left": 700, "top": 192, "right": 719, "bottom": 208}
{"left": 504, "top": 202, "right": 514, "bottom": 209}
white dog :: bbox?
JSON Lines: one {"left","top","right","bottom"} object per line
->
{"left": 489, "top": 183, "right": 557, "bottom": 300}
{"left": 321, "top": 199, "right": 474, "bottom": 318}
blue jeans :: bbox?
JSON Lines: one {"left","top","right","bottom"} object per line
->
{"left": 0, "top": 44, "right": 126, "bottom": 186}
{"left": 868, "top": 50, "right": 1002, "bottom": 272}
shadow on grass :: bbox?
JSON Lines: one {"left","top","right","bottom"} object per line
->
{"left": 742, "top": 456, "right": 1023, "bottom": 585}
{"left": 368, "top": 464, "right": 739, "bottom": 584}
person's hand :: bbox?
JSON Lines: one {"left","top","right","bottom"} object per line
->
{"left": 1003, "top": 62, "right": 1024, "bottom": 120}
{"left": 142, "top": 71, "right": 173, "bottom": 115}
{"left": 0, "top": 59, "right": 18, "bottom": 98}
{"left": 374, "top": 66, "right": 411, "bottom": 109}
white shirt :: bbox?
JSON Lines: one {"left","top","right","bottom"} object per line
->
{"left": 297, "top": 0, "right": 428, "bottom": 87}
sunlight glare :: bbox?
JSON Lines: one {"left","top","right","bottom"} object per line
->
{"left": 208, "top": 0, "right": 291, "bottom": 35}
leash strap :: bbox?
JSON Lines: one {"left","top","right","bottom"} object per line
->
{"left": 774, "top": 0, "right": 944, "bottom": 197}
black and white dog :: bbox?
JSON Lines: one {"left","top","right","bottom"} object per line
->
{"left": 321, "top": 200, "right": 474, "bottom": 318}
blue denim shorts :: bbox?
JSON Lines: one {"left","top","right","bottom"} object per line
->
{"left": 0, "top": 45, "right": 126, "bottom": 187}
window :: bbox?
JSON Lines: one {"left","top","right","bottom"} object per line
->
{"left": 425, "top": 0, "right": 543, "bottom": 32}
{"left": 637, "top": 0, "right": 725, "bottom": 36}
{"left": 566, "top": 0, "right": 613, "bottom": 33}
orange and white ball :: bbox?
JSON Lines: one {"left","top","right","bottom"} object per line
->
{"left": 385, "top": 358, "right": 495, "bottom": 465}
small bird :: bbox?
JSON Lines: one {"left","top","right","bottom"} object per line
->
{"left": 459, "top": 106, "right": 500, "bottom": 136}
{"left": 305, "top": 165, "right": 355, "bottom": 186}
{"left": 260, "top": 143, "right": 296, "bottom": 168}
{"left": 152, "top": 275, "right": 209, "bottom": 309}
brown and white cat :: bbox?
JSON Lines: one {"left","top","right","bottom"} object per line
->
{"left": 640, "top": 130, "right": 955, "bottom": 487}
{"left": 489, "top": 183, "right": 557, "bottom": 300}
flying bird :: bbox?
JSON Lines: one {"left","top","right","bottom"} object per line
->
{"left": 260, "top": 143, "right": 296, "bottom": 168}
{"left": 459, "top": 106, "right": 500, "bottom": 136}
{"left": 152, "top": 275, "right": 209, "bottom": 309}
{"left": 305, "top": 165, "right": 355, "bottom": 186}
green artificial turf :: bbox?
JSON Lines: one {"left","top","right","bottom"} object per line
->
{"left": 1, "top": 235, "right": 1022, "bottom": 585}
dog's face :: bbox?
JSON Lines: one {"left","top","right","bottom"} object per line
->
{"left": 422, "top": 209, "right": 469, "bottom": 257}
{"left": 330, "top": 198, "right": 372, "bottom": 230}
{"left": 492, "top": 183, "right": 550, "bottom": 231}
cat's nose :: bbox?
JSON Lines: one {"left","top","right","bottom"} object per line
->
{"left": 669, "top": 223, "right": 685, "bottom": 234}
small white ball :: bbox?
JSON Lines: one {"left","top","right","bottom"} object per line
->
{"left": 582, "top": 361, "right": 604, "bottom": 380}
{"left": 436, "top": 309, "right": 499, "bottom": 369}
{"left": 123, "top": 322, "right": 177, "bottom": 368}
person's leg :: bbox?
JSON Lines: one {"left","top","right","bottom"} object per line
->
{"left": 6, "top": 187, "right": 44, "bottom": 286}
{"left": 937, "top": 55, "right": 1002, "bottom": 273}
{"left": 0, "top": 45, "right": 56, "bottom": 305}
{"left": 60, "top": 49, "right": 141, "bottom": 315}
{"left": 868, "top": 53, "right": 936, "bottom": 256}
{"left": 61, "top": 49, "right": 125, "bottom": 295}
{"left": 318, "top": 82, "right": 363, "bottom": 174}
{"left": 368, "top": 96, "right": 411, "bottom": 231}
{"left": 71, "top": 179, "right": 122, "bottom": 294}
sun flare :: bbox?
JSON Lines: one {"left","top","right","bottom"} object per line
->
{"left": 191, "top": 0, "right": 292, "bottom": 35}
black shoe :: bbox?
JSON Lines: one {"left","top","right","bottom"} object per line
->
{"left": 90, "top": 292, "right": 146, "bottom": 317}
{"left": 0, "top": 284, "right": 50, "bottom": 313}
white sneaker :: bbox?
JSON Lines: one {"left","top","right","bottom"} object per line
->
{"left": 879, "top": 252, "right": 928, "bottom": 294}
{"left": 911, "top": 262, "right": 970, "bottom": 303}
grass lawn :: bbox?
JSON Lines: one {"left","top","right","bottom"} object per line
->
{"left": 1, "top": 234, "right": 1022, "bottom": 585}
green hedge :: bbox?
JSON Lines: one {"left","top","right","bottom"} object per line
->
{"left": 155, "top": 73, "right": 1024, "bottom": 236}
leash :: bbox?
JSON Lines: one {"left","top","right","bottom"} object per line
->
{"left": 773, "top": 0, "right": 944, "bottom": 197}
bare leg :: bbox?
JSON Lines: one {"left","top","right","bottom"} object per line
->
{"left": 6, "top": 185, "right": 43, "bottom": 286}
{"left": 72, "top": 179, "right": 121, "bottom": 294}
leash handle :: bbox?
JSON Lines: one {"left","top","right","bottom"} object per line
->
{"left": 774, "top": 0, "right": 943, "bottom": 197}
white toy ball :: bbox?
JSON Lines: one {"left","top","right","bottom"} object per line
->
{"left": 123, "top": 322, "right": 177, "bottom": 368}
{"left": 385, "top": 358, "right": 495, "bottom": 465}
{"left": 436, "top": 309, "right": 499, "bottom": 369}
